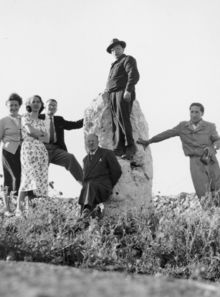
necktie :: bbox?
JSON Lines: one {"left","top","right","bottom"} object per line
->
{"left": 49, "top": 117, "right": 55, "bottom": 143}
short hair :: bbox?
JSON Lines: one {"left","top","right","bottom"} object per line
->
{"left": 86, "top": 133, "right": 99, "bottom": 141}
{"left": 189, "top": 102, "right": 204, "bottom": 113}
{"left": 26, "top": 95, "right": 45, "bottom": 114}
{"left": 46, "top": 99, "right": 57, "bottom": 104}
{"left": 6, "top": 93, "right": 23, "bottom": 106}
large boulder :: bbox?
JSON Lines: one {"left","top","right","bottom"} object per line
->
{"left": 84, "top": 93, "right": 153, "bottom": 216}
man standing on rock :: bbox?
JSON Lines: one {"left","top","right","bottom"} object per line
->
{"left": 105, "top": 38, "right": 140, "bottom": 160}
{"left": 137, "top": 103, "right": 220, "bottom": 200}
{"left": 78, "top": 134, "right": 122, "bottom": 218}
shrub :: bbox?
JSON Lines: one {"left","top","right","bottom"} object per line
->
{"left": 1, "top": 192, "right": 220, "bottom": 280}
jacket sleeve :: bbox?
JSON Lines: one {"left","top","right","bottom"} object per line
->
{"left": 150, "top": 123, "right": 180, "bottom": 144}
{"left": 106, "top": 150, "right": 122, "bottom": 187}
{"left": 210, "top": 123, "right": 220, "bottom": 148}
{"left": 62, "top": 118, "right": 84, "bottom": 130}
{"left": 124, "top": 56, "right": 140, "bottom": 92}
{"left": 0, "top": 119, "right": 4, "bottom": 141}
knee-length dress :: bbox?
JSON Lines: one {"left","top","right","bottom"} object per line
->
{"left": 19, "top": 114, "right": 49, "bottom": 197}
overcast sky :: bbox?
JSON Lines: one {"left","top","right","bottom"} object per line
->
{"left": 0, "top": 0, "right": 220, "bottom": 197}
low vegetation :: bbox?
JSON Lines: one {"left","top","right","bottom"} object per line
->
{"left": 1, "top": 190, "right": 220, "bottom": 281}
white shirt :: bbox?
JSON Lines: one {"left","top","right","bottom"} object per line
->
{"left": 89, "top": 148, "right": 98, "bottom": 156}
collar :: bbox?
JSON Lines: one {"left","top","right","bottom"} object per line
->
{"left": 89, "top": 147, "right": 99, "bottom": 156}
{"left": 46, "top": 114, "right": 54, "bottom": 119}
{"left": 9, "top": 114, "right": 21, "bottom": 119}
{"left": 185, "top": 119, "right": 205, "bottom": 127}
{"left": 111, "top": 54, "right": 126, "bottom": 66}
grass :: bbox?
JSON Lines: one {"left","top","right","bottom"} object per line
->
{"left": 1, "top": 190, "right": 220, "bottom": 281}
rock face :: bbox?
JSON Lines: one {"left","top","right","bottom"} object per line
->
{"left": 84, "top": 93, "right": 153, "bottom": 215}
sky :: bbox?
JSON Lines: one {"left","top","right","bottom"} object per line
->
{"left": 0, "top": 0, "right": 220, "bottom": 197}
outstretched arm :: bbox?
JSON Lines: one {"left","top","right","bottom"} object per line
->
{"left": 137, "top": 124, "right": 180, "bottom": 149}
{"left": 62, "top": 117, "right": 84, "bottom": 130}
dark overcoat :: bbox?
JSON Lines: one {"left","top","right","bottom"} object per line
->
{"left": 78, "top": 147, "right": 122, "bottom": 208}
{"left": 106, "top": 54, "right": 139, "bottom": 93}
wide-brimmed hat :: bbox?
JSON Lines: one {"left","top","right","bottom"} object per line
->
{"left": 106, "top": 38, "right": 126, "bottom": 53}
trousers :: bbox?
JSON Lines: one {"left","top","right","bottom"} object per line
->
{"left": 78, "top": 180, "right": 112, "bottom": 209}
{"left": 45, "top": 144, "right": 83, "bottom": 183}
{"left": 109, "top": 90, "right": 135, "bottom": 150}
{"left": 190, "top": 156, "right": 220, "bottom": 198}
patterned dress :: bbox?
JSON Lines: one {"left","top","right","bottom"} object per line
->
{"left": 19, "top": 114, "right": 49, "bottom": 197}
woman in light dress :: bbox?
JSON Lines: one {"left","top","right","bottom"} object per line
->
{"left": 16, "top": 95, "right": 49, "bottom": 216}
{"left": 0, "top": 93, "right": 23, "bottom": 216}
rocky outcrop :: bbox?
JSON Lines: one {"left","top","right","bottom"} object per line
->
{"left": 84, "top": 93, "right": 153, "bottom": 215}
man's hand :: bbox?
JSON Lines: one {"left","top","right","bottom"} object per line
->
{"left": 137, "top": 138, "right": 150, "bottom": 150}
{"left": 214, "top": 140, "right": 220, "bottom": 150}
{"left": 102, "top": 91, "right": 110, "bottom": 102}
{"left": 123, "top": 90, "right": 131, "bottom": 102}
{"left": 203, "top": 146, "right": 213, "bottom": 156}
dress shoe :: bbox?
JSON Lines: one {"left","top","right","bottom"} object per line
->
{"left": 122, "top": 143, "right": 136, "bottom": 160}
{"left": 15, "top": 209, "right": 24, "bottom": 218}
{"left": 81, "top": 207, "right": 91, "bottom": 219}
{"left": 113, "top": 147, "right": 125, "bottom": 157}
{"left": 91, "top": 204, "right": 104, "bottom": 219}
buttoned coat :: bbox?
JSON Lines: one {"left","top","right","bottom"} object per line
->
{"left": 106, "top": 54, "right": 139, "bottom": 93}
{"left": 78, "top": 147, "right": 122, "bottom": 207}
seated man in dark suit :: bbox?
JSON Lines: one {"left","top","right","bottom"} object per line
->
{"left": 79, "top": 133, "right": 122, "bottom": 218}
{"left": 40, "top": 99, "right": 83, "bottom": 184}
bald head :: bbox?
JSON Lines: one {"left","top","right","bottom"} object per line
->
{"left": 86, "top": 134, "right": 99, "bottom": 153}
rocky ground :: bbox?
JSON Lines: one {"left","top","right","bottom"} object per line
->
{"left": 0, "top": 261, "right": 220, "bottom": 297}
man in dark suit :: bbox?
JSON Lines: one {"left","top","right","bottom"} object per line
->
{"left": 40, "top": 99, "right": 83, "bottom": 184}
{"left": 105, "top": 38, "right": 140, "bottom": 160}
{"left": 79, "top": 133, "right": 122, "bottom": 217}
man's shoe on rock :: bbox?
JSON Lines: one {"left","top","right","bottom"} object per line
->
{"left": 122, "top": 144, "right": 136, "bottom": 160}
{"left": 113, "top": 147, "right": 124, "bottom": 157}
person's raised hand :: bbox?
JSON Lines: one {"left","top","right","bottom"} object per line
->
{"left": 137, "top": 138, "right": 150, "bottom": 150}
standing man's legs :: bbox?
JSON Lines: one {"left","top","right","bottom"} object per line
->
{"left": 208, "top": 158, "right": 220, "bottom": 193}
{"left": 190, "top": 157, "right": 213, "bottom": 199}
{"left": 47, "top": 145, "right": 83, "bottom": 183}
{"left": 110, "top": 90, "right": 135, "bottom": 158}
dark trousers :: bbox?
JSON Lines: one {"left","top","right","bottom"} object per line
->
{"left": 109, "top": 90, "right": 135, "bottom": 150}
{"left": 2, "top": 147, "right": 21, "bottom": 194}
{"left": 45, "top": 144, "right": 83, "bottom": 183}
{"left": 78, "top": 180, "right": 112, "bottom": 209}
